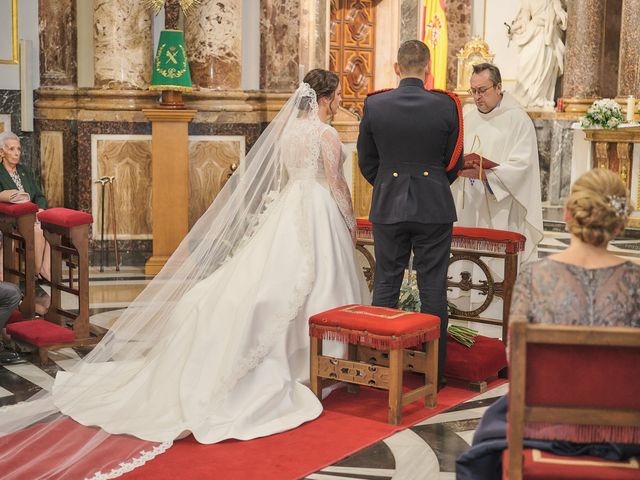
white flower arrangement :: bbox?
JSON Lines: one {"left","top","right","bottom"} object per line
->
{"left": 580, "top": 98, "right": 625, "bottom": 129}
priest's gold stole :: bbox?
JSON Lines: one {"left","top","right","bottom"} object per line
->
{"left": 351, "top": 151, "right": 372, "bottom": 219}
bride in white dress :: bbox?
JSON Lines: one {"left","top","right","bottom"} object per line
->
{"left": 0, "top": 69, "right": 368, "bottom": 479}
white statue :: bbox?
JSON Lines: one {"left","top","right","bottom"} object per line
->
{"left": 511, "top": 0, "right": 567, "bottom": 109}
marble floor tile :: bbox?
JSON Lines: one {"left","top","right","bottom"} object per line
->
{"left": 385, "top": 429, "right": 439, "bottom": 479}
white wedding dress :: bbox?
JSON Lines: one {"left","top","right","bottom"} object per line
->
{"left": 0, "top": 84, "right": 367, "bottom": 479}
{"left": 52, "top": 118, "right": 367, "bottom": 444}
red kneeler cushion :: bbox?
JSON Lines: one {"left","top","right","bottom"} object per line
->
{"left": 37, "top": 208, "right": 93, "bottom": 227}
{"left": 0, "top": 202, "right": 38, "bottom": 217}
{"left": 309, "top": 304, "right": 440, "bottom": 350}
{"left": 6, "top": 309, "right": 25, "bottom": 324}
{"left": 6, "top": 320, "right": 75, "bottom": 346}
{"left": 444, "top": 334, "right": 507, "bottom": 382}
{"left": 502, "top": 449, "right": 640, "bottom": 479}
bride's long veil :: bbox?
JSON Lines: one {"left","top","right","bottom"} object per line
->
{"left": 0, "top": 83, "right": 320, "bottom": 479}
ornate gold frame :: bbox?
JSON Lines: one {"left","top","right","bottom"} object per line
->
{"left": 0, "top": 0, "right": 18, "bottom": 65}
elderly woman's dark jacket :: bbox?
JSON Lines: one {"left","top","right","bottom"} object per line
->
{"left": 0, "top": 164, "right": 48, "bottom": 209}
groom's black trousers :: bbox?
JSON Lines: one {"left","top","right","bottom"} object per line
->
{"left": 371, "top": 221, "right": 453, "bottom": 384}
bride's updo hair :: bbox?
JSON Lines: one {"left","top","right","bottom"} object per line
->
{"left": 565, "top": 168, "right": 630, "bottom": 247}
{"left": 301, "top": 69, "right": 339, "bottom": 108}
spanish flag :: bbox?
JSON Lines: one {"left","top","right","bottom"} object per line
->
{"left": 421, "top": 0, "right": 448, "bottom": 90}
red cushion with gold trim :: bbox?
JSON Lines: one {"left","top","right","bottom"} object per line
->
{"left": 0, "top": 202, "right": 38, "bottom": 217}
{"left": 37, "top": 208, "right": 93, "bottom": 228}
{"left": 452, "top": 226, "right": 526, "bottom": 254}
{"left": 309, "top": 304, "right": 439, "bottom": 349}
{"left": 502, "top": 448, "right": 640, "bottom": 480}
{"left": 6, "top": 320, "right": 75, "bottom": 346}
{"left": 444, "top": 334, "right": 507, "bottom": 382}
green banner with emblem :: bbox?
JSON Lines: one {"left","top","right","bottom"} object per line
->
{"left": 150, "top": 30, "right": 193, "bottom": 92}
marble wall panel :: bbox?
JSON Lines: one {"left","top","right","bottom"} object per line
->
{"left": 185, "top": 0, "right": 242, "bottom": 89}
{"left": 445, "top": 0, "right": 472, "bottom": 91}
{"left": 533, "top": 118, "right": 575, "bottom": 205}
{"left": 39, "top": 0, "right": 77, "bottom": 86}
{"left": 0, "top": 114, "right": 9, "bottom": 133}
{"left": 77, "top": 121, "right": 151, "bottom": 217}
{"left": 188, "top": 136, "right": 245, "bottom": 228}
{"left": 260, "top": 0, "right": 300, "bottom": 90}
{"left": 37, "top": 119, "right": 77, "bottom": 208}
{"left": 92, "top": 136, "right": 153, "bottom": 240}
{"left": 40, "top": 131, "right": 64, "bottom": 207}
{"left": 189, "top": 122, "right": 264, "bottom": 151}
{"left": 314, "top": 0, "right": 328, "bottom": 69}
{"left": 94, "top": 0, "right": 152, "bottom": 89}
{"left": 400, "top": 0, "right": 419, "bottom": 43}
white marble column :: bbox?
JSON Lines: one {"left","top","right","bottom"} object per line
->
{"left": 185, "top": 0, "right": 242, "bottom": 90}
{"left": 94, "top": 0, "right": 153, "bottom": 89}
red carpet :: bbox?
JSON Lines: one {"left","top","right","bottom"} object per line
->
{"left": 123, "top": 377, "right": 506, "bottom": 480}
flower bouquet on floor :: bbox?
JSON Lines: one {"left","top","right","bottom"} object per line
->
{"left": 398, "top": 254, "right": 478, "bottom": 347}
{"left": 580, "top": 99, "right": 625, "bottom": 129}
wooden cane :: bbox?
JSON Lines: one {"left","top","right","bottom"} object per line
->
{"left": 107, "top": 176, "right": 120, "bottom": 271}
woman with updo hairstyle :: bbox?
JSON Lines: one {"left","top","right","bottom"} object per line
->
{"left": 457, "top": 168, "right": 640, "bottom": 478}
{"left": 299, "top": 68, "right": 341, "bottom": 119}
{"left": 565, "top": 167, "right": 630, "bottom": 247}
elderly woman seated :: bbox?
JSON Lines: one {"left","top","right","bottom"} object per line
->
{"left": 0, "top": 131, "right": 50, "bottom": 282}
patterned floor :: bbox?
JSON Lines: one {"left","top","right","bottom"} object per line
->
{"left": 1, "top": 230, "right": 638, "bottom": 478}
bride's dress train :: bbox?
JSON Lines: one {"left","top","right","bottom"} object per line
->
{"left": 54, "top": 174, "right": 365, "bottom": 443}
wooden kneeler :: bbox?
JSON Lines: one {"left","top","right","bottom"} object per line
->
{"left": 5, "top": 208, "right": 100, "bottom": 364}
{"left": 309, "top": 304, "right": 440, "bottom": 425}
{"left": 0, "top": 202, "right": 38, "bottom": 319}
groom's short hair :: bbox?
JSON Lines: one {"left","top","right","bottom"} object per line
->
{"left": 397, "top": 41, "right": 430, "bottom": 75}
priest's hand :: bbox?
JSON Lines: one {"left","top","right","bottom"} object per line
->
{"left": 458, "top": 167, "right": 486, "bottom": 181}
{"left": 464, "top": 153, "right": 497, "bottom": 170}
{"left": 463, "top": 153, "right": 481, "bottom": 169}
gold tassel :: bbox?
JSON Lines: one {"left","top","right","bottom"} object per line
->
{"left": 179, "top": 0, "right": 201, "bottom": 14}
{"left": 143, "top": 0, "right": 165, "bottom": 13}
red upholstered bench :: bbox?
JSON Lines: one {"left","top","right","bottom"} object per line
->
{"left": 0, "top": 201, "right": 39, "bottom": 318}
{"left": 5, "top": 319, "right": 76, "bottom": 364}
{"left": 309, "top": 304, "right": 440, "bottom": 425}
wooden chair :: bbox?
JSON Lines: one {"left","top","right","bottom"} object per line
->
{"left": 505, "top": 322, "right": 640, "bottom": 479}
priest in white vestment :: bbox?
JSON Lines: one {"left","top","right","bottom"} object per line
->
{"left": 449, "top": 63, "right": 543, "bottom": 335}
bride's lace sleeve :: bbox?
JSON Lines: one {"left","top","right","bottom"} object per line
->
{"left": 320, "top": 126, "right": 356, "bottom": 233}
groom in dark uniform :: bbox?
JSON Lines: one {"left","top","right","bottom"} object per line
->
{"left": 357, "top": 40, "right": 463, "bottom": 385}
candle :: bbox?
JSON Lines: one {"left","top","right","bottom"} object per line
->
{"left": 299, "top": 64, "right": 305, "bottom": 84}
{"left": 627, "top": 95, "right": 635, "bottom": 123}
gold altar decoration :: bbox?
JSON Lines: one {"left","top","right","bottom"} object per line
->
{"left": 584, "top": 126, "right": 640, "bottom": 226}
{"left": 144, "top": 0, "right": 200, "bottom": 14}
{"left": 454, "top": 36, "right": 495, "bottom": 101}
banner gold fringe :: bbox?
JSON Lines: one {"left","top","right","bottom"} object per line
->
{"left": 149, "top": 84, "right": 193, "bottom": 92}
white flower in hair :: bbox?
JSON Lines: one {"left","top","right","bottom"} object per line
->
{"left": 606, "top": 195, "right": 630, "bottom": 219}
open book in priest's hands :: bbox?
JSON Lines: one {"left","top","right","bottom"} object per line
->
{"left": 0, "top": 189, "right": 31, "bottom": 204}
{"left": 458, "top": 153, "right": 499, "bottom": 180}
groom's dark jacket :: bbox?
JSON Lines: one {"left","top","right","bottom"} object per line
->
{"left": 357, "top": 77, "right": 463, "bottom": 224}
